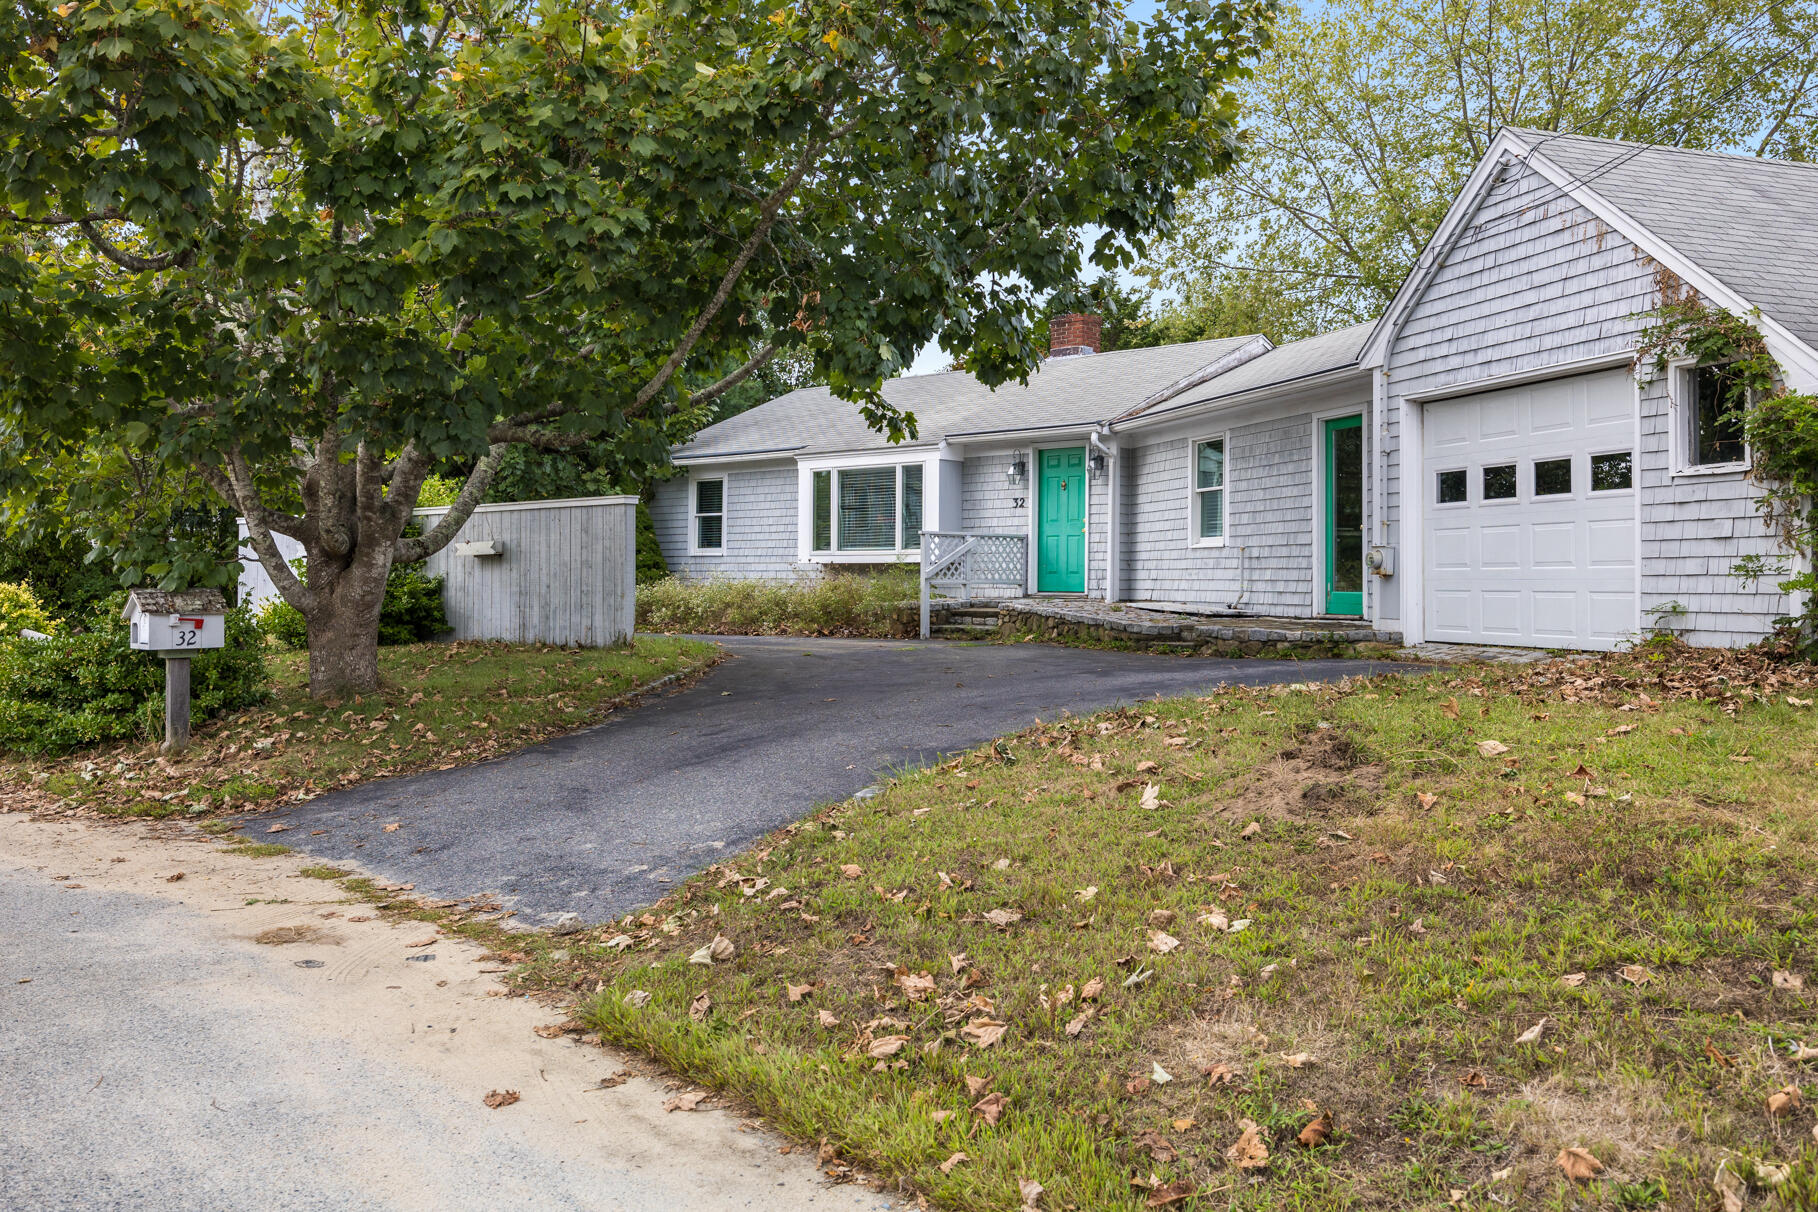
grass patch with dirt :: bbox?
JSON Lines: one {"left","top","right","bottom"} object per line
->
{"left": 1, "top": 635, "right": 716, "bottom": 818}
{"left": 547, "top": 645, "right": 1818, "bottom": 1211}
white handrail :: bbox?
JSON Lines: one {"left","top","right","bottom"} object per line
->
{"left": 919, "top": 531, "right": 1028, "bottom": 639}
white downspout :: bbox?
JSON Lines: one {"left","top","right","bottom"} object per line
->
{"left": 1372, "top": 367, "right": 1389, "bottom": 627}
{"left": 1091, "top": 428, "right": 1119, "bottom": 603}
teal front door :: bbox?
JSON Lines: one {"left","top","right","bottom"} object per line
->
{"left": 1036, "top": 447, "right": 1087, "bottom": 593}
{"left": 1323, "top": 416, "right": 1365, "bottom": 616}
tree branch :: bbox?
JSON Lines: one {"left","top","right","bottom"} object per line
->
{"left": 393, "top": 444, "right": 508, "bottom": 564}
{"left": 77, "top": 220, "right": 191, "bottom": 272}
{"left": 688, "top": 342, "right": 779, "bottom": 410}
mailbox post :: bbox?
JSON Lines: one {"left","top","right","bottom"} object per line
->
{"left": 122, "top": 589, "right": 228, "bottom": 754}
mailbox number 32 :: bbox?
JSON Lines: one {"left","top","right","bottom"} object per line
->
{"left": 172, "top": 628, "right": 200, "bottom": 647}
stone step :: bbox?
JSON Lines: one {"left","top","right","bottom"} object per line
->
{"left": 943, "top": 611, "right": 1001, "bottom": 625}
{"left": 931, "top": 624, "right": 996, "bottom": 638}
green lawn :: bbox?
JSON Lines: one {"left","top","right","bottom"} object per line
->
{"left": 546, "top": 645, "right": 1818, "bottom": 1211}
{"left": 4, "top": 635, "right": 717, "bottom": 817}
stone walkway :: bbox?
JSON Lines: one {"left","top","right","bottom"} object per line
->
{"left": 978, "top": 596, "right": 1399, "bottom": 645}
{"left": 1389, "top": 642, "right": 1593, "bottom": 665}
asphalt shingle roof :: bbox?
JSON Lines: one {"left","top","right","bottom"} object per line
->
{"left": 1513, "top": 129, "right": 1818, "bottom": 351}
{"left": 671, "top": 334, "right": 1265, "bottom": 461}
{"left": 1115, "top": 322, "right": 1375, "bottom": 425}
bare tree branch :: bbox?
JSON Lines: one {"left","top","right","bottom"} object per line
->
{"left": 393, "top": 444, "right": 508, "bottom": 564}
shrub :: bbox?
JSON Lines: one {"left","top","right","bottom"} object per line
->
{"left": 0, "top": 597, "right": 268, "bottom": 756}
{"left": 636, "top": 568, "right": 919, "bottom": 637}
{"left": 636, "top": 501, "right": 668, "bottom": 585}
{"left": 258, "top": 560, "right": 450, "bottom": 650}
{"left": 0, "top": 582, "right": 58, "bottom": 637}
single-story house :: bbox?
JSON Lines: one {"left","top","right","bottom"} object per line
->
{"left": 653, "top": 129, "right": 1818, "bottom": 651}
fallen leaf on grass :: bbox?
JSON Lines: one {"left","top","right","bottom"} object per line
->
{"left": 688, "top": 992, "right": 712, "bottom": 1021}
{"left": 1074, "top": 886, "right": 1098, "bottom": 902}
{"left": 785, "top": 982, "right": 817, "bottom": 1002}
{"left": 840, "top": 864, "right": 862, "bottom": 880}
{"left": 1555, "top": 1147, "right": 1603, "bottom": 1181}
{"left": 689, "top": 935, "right": 736, "bottom": 966}
{"left": 948, "top": 952, "right": 970, "bottom": 974}
{"left": 1017, "top": 1176, "right": 1043, "bottom": 1211}
{"left": 1135, "top": 760, "right": 1159, "bottom": 773}
{"left": 1065, "top": 1009, "right": 1094, "bottom": 1038}
{"left": 965, "top": 1074, "right": 991, "bottom": 1097}
{"left": 1240, "top": 821, "right": 1262, "bottom": 839}
{"left": 1459, "top": 1071, "right": 1488, "bottom": 1089}
{"left": 623, "top": 990, "right": 651, "bottom": 1008}
{"left": 983, "top": 909, "right": 1023, "bottom": 928}
{"left": 973, "top": 1091, "right": 1007, "bottom": 1125}
{"left": 1704, "top": 1039, "right": 1736, "bottom": 1068}
{"left": 1559, "top": 972, "right": 1587, "bottom": 987}
{"left": 1203, "top": 1062, "right": 1235, "bottom": 1085}
{"left": 604, "top": 934, "right": 633, "bottom": 951}
{"left": 483, "top": 1089, "right": 519, "bottom": 1109}
{"left": 1134, "top": 1130, "right": 1176, "bottom": 1164}
{"left": 1515, "top": 1018, "right": 1547, "bottom": 1045}
{"left": 1618, "top": 965, "right": 1653, "bottom": 985}
{"left": 1150, "top": 1062, "right": 1173, "bottom": 1085}
{"left": 816, "top": 1008, "right": 840, "bottom": 1028}
{"left": 1148, "top": 931, "right": 1180, "bottom": 954}
{"left": 1417, "top": 791, "right": 1438, "bottom": 809}
{"left": 266, "top": 823, "right": 290, "bottom": 833}
{"left": 1139, "top": 784, "right": 1160, "bottom": 811}
{"left": 1768, "top": 1084, "right": 1805, "bottom": 1117}
{"left": 1297, "top": 1110, "right": 1334, "bottom": 1147}
{"left": 1080, "top": 976, "right": 1105, "bottom": 1001}
{"left": 868, "top": 1035, "right": 909, "bottom": 1059}
{"left": 1476, "top": 740, "right": 1509, "bottom": 757}
{"left": 896, "top": 970, "right": 937, "bottom": 1001}
{"left": 1773, "top": 970, "right": 1806, "bottom": 991}
{"left": 961, "top": 1020, "right": 1008, "bottom": 1049}
{"left": 938, "top": 1152, "right": 969, "bottom": 1175}
{"left": 1225, "top": 918, "right": 1251, "bottom": 934}
{"left": 1145, "top": 1181, "right": 1196, "bottom": 1208}
{"left": 663, "top": 1091, "right": 709, "bottom": 1113}
{"left": 1225, "top": 1119, "right": 1269, "bottom": 1170}
{"left": 1279, "top": 1052, "right": 1317, "bottom": 1068}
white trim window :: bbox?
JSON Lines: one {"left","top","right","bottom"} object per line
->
{"left": 1190, "top": 435, "right": 1227, "bottom": 547}
{"left": 1673, "top": 360, "right": 1750, "bottom": 473}
{"left": 810, "top": 464, "right": 923, "bottom": 554}
{"left": 691, "top": 476, "right": 725, "bottom": 554}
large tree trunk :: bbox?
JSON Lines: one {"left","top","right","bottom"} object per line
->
{"left": 304, "top": 551, "right": 391, "bottom": 699}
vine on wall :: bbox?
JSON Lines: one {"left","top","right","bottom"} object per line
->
{"left": 1636, "top": 295, "right": 1818, "bottom": 655}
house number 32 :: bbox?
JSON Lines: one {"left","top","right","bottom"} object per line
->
{"left": 1012, "top": 496, "right": 1026, "bottom": 509}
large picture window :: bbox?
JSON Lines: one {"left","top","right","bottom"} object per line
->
{"left": 1192, "top": 437, "right": 1226, "bottom": 544}
{"left": 811, "top": 464, "right": 925, "bottom": 553}
{"left": 692, "top": 477, "right": 724, "bottom": 553}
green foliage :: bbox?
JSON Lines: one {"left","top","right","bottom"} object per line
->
{"left": 0, "top": 582, "right": 58, "bottom": 637}
{"left": 0, "top": 599, "right": 267, "bottom": 756}
{"left": 415, "top": 475, "right": 464, "bottom": 507}
{"left": 0, "top": 529, "right": 119, "bottom": 618}
{"left": 1151, "top": 0, "right": 1818, "bottom": 340}
{"left": 260, "top": 562, "right": 449, "bottom": 650}
{"left": 637, "top": 570, "right": 919, "bottom": 637}
{"left": 1638, "top": 299, "right": 1818, "bottom": 653}
{"left": 635, "top": 502, "right": 668, "bottom": 585}
{"left": 0, "top": 0, "right": 1276, "bottom": 628}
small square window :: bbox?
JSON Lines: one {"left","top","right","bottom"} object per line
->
{"left": 1482, "top": 464, "right": 1517, "bottom": 500}
{"left": 693, "top": 478, "right": 725, "bottom": 551}
{"left": 1590, "top": 451, "right": 1633, "bottom": 492}
{"left": 1534, "top": 458, "right": 1573, "bottom": 496}
{"left": 1436, "top": 469, "right": 1467, "bottom": 504}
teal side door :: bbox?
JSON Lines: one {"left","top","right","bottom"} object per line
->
{"left": 1036, "top": 447, "right": 1087, "bottom": 593}
{"left": 1323, "top": 416, "right": 1365, "bottom": 616}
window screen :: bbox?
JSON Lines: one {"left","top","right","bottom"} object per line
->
{"left": 836, "top": 466, "right": 897, "bottom": 550}
{"left": 1436, "top": 470, "right": 1467, "bottom": 504}
{"left": 1590, "top": 452, "right": 1633, "bottom": 492}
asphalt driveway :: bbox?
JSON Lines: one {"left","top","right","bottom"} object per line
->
{"left": 263, "top": 636, "right": 1418, "bottom": 925}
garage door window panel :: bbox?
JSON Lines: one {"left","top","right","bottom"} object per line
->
{"left": 1482, "top": 464, "right": 1518, "bottom": 501}
{"left": 1533, "top": 458, "right": 1573, "bottom": 497}
{"left": 1590, "top": 451, "right": 1633, "bottom": 493}
{"left": 1435, "top": 469, "right": 1467, "bottom": 505}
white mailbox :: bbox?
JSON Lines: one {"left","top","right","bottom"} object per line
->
{"left": 123, "top": 588, "right": 228, "bottom": 653}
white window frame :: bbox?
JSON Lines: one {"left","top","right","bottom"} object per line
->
{"left": 690, "top": 475, "right": 725, "bottom": 556}
{"left": 1587, "top": 448, "right": 1637, "bottom": 496}
{"left": 1479, "top": 460, "right": 1521, "bottom": 506}
{"left": 1668, "top": 356, "right": 1751, "bottom": 477}
{"left": 806, "top": 462, "right": 924, "bottom": 558}
{"left": 1186, "top": 432, "right": 1229, "bottom": 549}
{"left": 1531, "top": 454, "right": 1576, "bottom": 499}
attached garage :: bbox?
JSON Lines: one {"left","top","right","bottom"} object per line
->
{"left": 1421, "top": 369, "right": 1638, "bottom": 650}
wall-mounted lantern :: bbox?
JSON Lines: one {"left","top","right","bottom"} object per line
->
{"left": 1088, "top": 451, "right": 1107, "bottom": 477}
{"left": 1006, "top": 457, "right": 1027, "bottom": 486}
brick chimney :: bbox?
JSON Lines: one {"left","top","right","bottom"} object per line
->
{"left": 1048, "top": 312, "right": 1102, "bottom": 358}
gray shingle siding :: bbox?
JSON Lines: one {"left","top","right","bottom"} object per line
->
{"left": 1120, "top": 407, "right": 1368, "bottom": 616}
{"left": 1385, "top": 158, "right": 1789, "bottom": 646}
{"left": 650, "top": 463, "right": 812, "bottom": 582}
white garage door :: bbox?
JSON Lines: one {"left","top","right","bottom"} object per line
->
{"left": 1422, "top": 369, "right": 1637, "bottom": 650}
